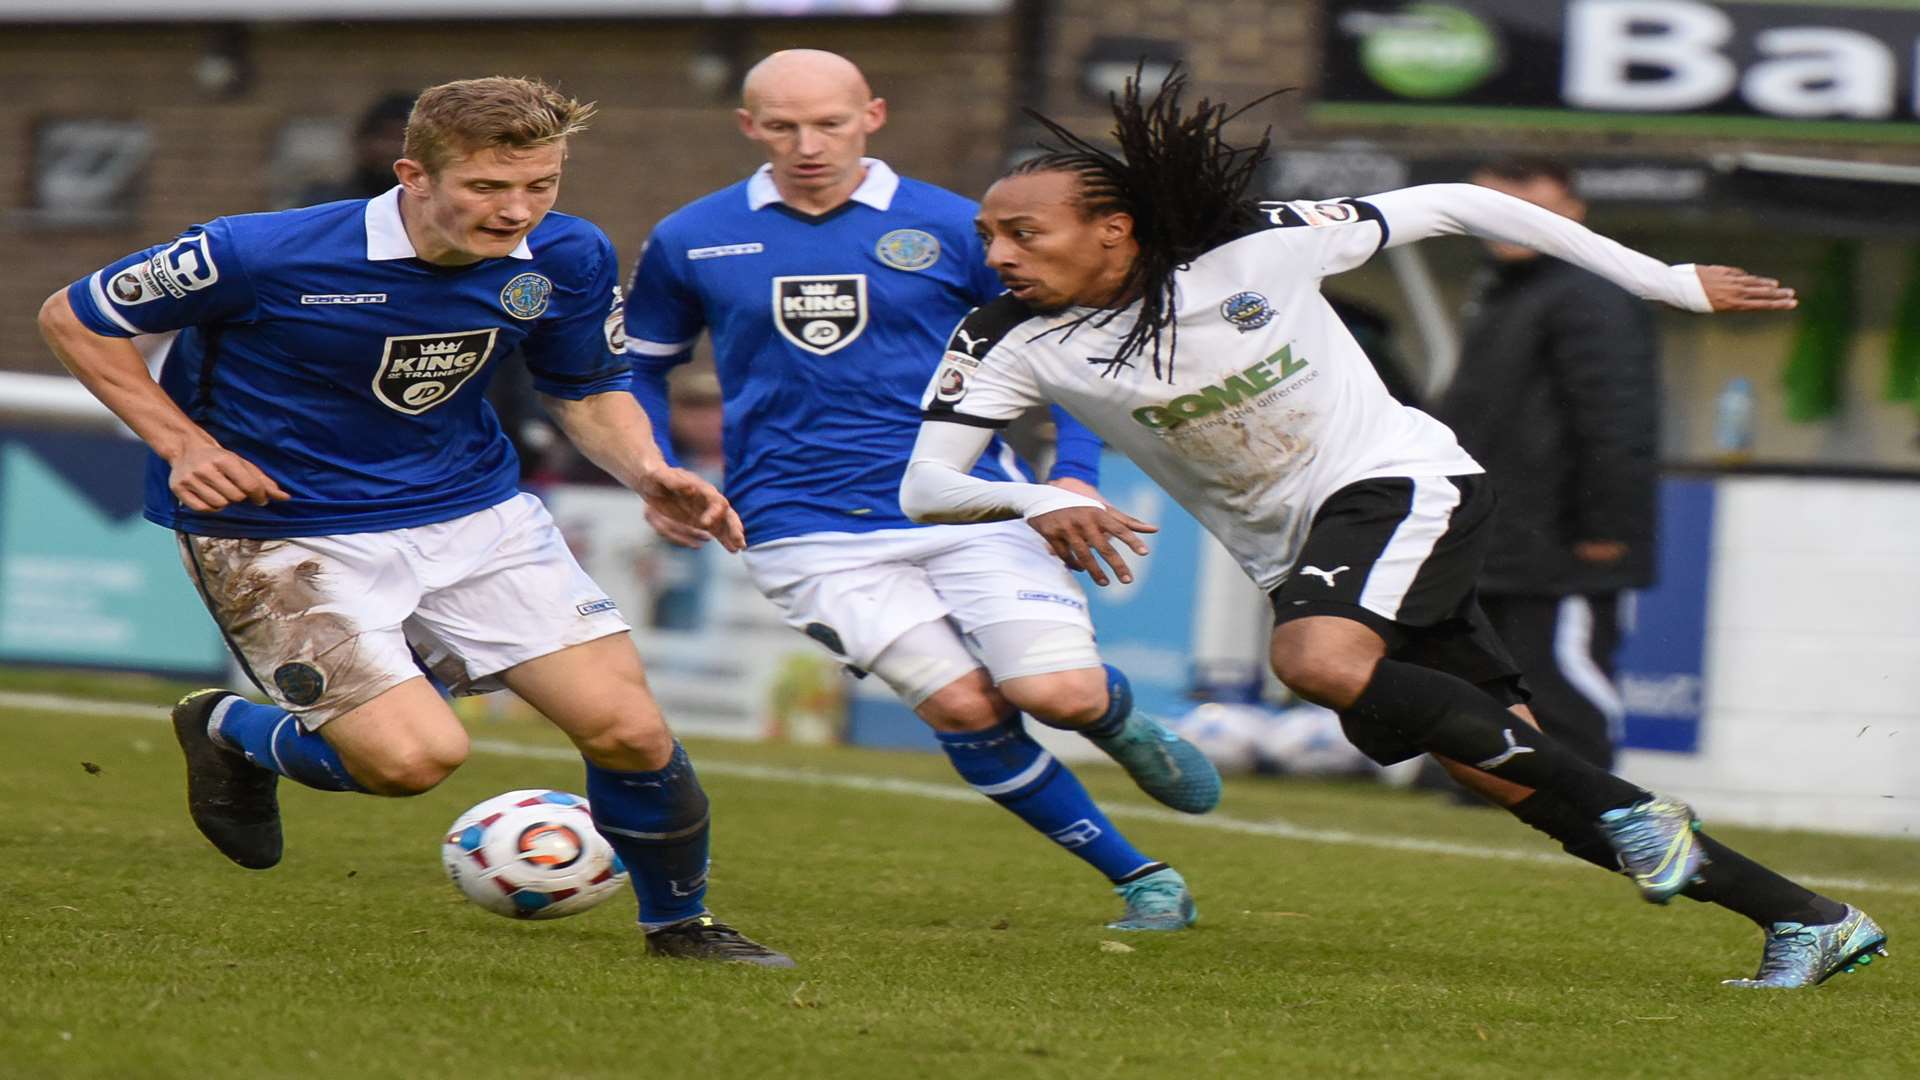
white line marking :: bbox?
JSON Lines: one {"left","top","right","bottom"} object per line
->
{"left": 8, "top": 692, "right": 1918, "bottom": 898}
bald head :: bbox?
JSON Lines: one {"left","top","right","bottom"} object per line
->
{"left": 741, "top": 49, "right": 872, "bottom": 113}
{"left": 736, "top": 49, "right": 887, "bottom": 215}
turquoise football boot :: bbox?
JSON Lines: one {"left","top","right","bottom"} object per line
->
{"left": 1107, "top": 867, "right": 1197, "bottom": 931}
{"left": 1597, "top": 796, "right": 1707, "bottom": 903}
{"left": 1723, "top": 906, "right": 1889, "bottom": 988}
{"left": 1086, "top": 668, "right": 1221, "bottom": 814}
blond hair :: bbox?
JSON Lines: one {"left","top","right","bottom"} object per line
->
{"left": 403, "top": 76, "right": 596, "bottom": 174}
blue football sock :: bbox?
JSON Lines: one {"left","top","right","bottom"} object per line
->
{"left": 937, "top": 717, "right": 1162, "bottom": 883}
{"left": 1080, "top": 664, "right": 1132, "bottom": 741}
{"left": 584, "top": 742, "right": 711, "bottom": 929}
{"left": 211, "top": 696, "right": 366, "bottom": 792}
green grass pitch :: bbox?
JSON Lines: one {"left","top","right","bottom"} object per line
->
{"left": 2, "top": 676, "right": 1915, "bottom": 1079}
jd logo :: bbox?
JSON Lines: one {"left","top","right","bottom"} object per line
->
{"left": 372, "top": 328, "right": 499, "bottom": 415}
{"left": 772, "top": 274, "right": 868, "bottom": 356}
{"left": 1130, "top": 345, "right": 1310, "bottom": 430}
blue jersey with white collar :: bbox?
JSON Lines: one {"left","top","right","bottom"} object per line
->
{"left": 66, "top": 188, "right": 629, "bottom": 539}
{"left": 625, "top": 159, "right": 1100, "bottom": 546}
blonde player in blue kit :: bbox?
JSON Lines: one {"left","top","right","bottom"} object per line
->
{"left": 624, "top": 50, "right": 1218, "bottom": 931}
{"left": 39, "top": 77, "right": 790, "bottom": 967}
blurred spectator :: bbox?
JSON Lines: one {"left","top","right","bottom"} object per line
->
{"left": 296, "top": 92, "right": 414, "bottom": 205}
{"left": 1432, "top": 157, "right": 1660, "bottom": 771}
{"left": 665, "top": 370, "right": 725, "bottom": 477}
{"left": 647, "top": 371, "right": 725, "bottom": 630}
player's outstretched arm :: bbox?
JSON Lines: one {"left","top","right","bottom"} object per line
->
{"left": 36, "top": 290, "right": 289, "bottom": 512}
{"left": 902, "top": 420, "right": 1156, "bottom": 586}
{"left": 542, "top": 390, "right": 745, "bottom": 552}
{"left": 1362, "top": 184, "right": 1796, "bottom": 315}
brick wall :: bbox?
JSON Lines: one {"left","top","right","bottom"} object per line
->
{"left": 7, "top": 3, "right": 1918, "bottom": 381}
{"left": 0, "top": 17, "right": 1011, "bottom": 376}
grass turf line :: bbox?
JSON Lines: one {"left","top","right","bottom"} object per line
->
{"left": 2, "top": 698, "right": 1914, "bottom": 1079}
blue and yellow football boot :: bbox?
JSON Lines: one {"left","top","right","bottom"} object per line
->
{"left": 1597, "top": 795, "right": 1706, "bottom": 903}
{"left": 1723, "top": 906, "right": 1889, "bottom": 988}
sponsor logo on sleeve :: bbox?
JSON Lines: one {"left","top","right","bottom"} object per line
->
{"left": 500, "top": 272, "right": 553, "bottom": 320}
{"left": 875, "top": 228, "right": 940, "bottom": 271}
{"left": 933, "top": 361, "right": 970, "bottom": 403}
{"left": 952, "top": 328, "right": 989, "bottom": 356}
{"left": 576, "top": 598, "right": 619, "bottom": 616}
{"left": 603, "top": 285, "right": 627, "bottom": 353}
{"left": 148, "top": 234, "right": 220, "bottom": 299}
{"left": 686, "top": 242, "right": 764, "bottom": 261}
{"left": 1256, "top": 200, "right": 1359, "bottom": 229}
{"left": 108, "top": 263, "right": 166, "bottom": 307}
{"left": 371, "top": 328, "right": 499, "bottom": 415}
{"left": 772, "top": 274, "right": 868, "bottom": 356}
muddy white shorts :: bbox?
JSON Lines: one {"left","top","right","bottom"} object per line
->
{"left": 178, "top": 492, "right": 630, "bottom": 727}
{"left": 740, "top": 520, "right": 1098, "bottom": 692}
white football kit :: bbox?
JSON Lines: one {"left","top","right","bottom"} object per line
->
{"left": 903, "top": 184, "right": 1712, "bottom": 598}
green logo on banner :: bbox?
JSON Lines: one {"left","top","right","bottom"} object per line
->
{"left": 1358, "top": 4, "right": 1500, "bottom": 100}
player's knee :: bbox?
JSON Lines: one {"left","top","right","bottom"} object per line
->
{"left": 917, "top": 687, "right": 1006, "bottom": 733}
{"left": 574, "top": 712, "right": 675, "bottom": 771}
{"left": 1269, "top": 649, "right": 1370, "bottom": 708}
{"left": 358, "top": 736, "right": 467, "bottom": 796}
{"left": 1000, "top": 667, "right": 1108, "bottom": 729}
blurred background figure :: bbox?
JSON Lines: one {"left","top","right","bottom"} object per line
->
{"left": 1433, "top": 157, "right": 1661, "bottom": 773}
{"left": 296, "top": 92, "right": 415, "bottom": 205}
{"left": 646, "top": 371, "right": 726, "bottom": 631}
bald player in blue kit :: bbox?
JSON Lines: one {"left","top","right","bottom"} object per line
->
{"left": 624, "top": 50, "right": 1219, "bottom": 930}
{"left": 39, "top": 76, "right": 791, "bottom": 967}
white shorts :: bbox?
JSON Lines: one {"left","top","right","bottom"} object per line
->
{"left": 178, "top": 493, "right": 630, "bottom": 727}
{"left": 741, "top": 520, "right": 1096, "bottom": 680}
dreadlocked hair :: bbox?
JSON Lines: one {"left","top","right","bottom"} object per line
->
{"left": 1014, "top": 67, "right": 1285, "bottom": 381}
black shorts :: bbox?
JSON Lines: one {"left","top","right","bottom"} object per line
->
{"left": 1269, "top": 473, "right": 1528, "bottom": 765}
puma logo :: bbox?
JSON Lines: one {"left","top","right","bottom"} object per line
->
{"left": 1300, "top": 565, "right": 1349, "bottom": 587}
{"left": 956, "top": 329, "right": 988, "bottom": 355}
{"left": 1475, "top": 729, "right": 1535, "bottom": 770}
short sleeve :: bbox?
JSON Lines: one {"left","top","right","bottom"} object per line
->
{"left": 920, "top": 311, "right": 1044, "bottom": 429}
{"left": 521, "top": 230, "right": 631, "bottom": 400}
{"left": 623, "top": 230, "right": 705, "bottom": 357}
{"left": 1249, "top": 198, "right": 1389, "bottom": 278}
{"left": 66, "top": 221, "right": 257, "bottom": 337}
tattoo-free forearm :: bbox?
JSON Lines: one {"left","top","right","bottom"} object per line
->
{"left": 541, "top": 391, "right": 669, "bottom": 491}
{"left": 36, "top": 291, "right": 215, "bottom": 462}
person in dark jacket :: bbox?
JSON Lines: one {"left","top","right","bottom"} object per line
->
{"left": 1433, "top": 157, "right": 1660, "bottom": 771}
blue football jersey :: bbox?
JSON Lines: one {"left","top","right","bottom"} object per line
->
{"left": 625, "top": 159, "right": 1098, "bottom": 545}
{"left": 66, "top": 189, "right": 630, "bottom": 539}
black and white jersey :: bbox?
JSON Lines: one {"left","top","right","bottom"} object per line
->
{"left": 921, "top": 198, "right": 1480, "bottom": 591}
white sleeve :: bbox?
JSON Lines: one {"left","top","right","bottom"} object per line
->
{"left": 1250, "top": 199, "right": 1389, "bottom": 278}
{"left": 900, "top": 421, "right": 1104, "bottom": 525}
{"left": 1362, "top": 184, "right": 1712, "bottom": 313}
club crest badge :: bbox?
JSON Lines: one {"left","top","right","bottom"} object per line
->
{"left": 1220, "top": 291, "right": 1274, "bottom": 333}
{"left": 772, "top": 274, "right": 869, "bottom": 356}
{"left": 875, "top": 228, "right": 940, "bottom": 272}
{"left": 500, "top": 272, "right": 553, "bottom": 320}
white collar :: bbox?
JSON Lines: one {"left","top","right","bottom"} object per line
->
{"left": 745, "top": 158, "right": 899, "bottom": 213}
{"left": 363, "top": 186, "right": 534, "bottom": 262}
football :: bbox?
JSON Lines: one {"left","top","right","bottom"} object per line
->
{"left": 441, "top": 789, "right": 627, "bottom": 919}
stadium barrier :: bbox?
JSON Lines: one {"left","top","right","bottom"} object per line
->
{"left": 3, "top": 372, "right": 1916, "bottom": 836}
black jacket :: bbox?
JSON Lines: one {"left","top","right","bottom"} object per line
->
{"left": 1434, "top": 257, "right": 1660, "bottom": 595}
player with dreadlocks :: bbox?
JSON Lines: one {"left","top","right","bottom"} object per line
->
{"left": 901, "top": 69, "right": 1888, "bottom": 988}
